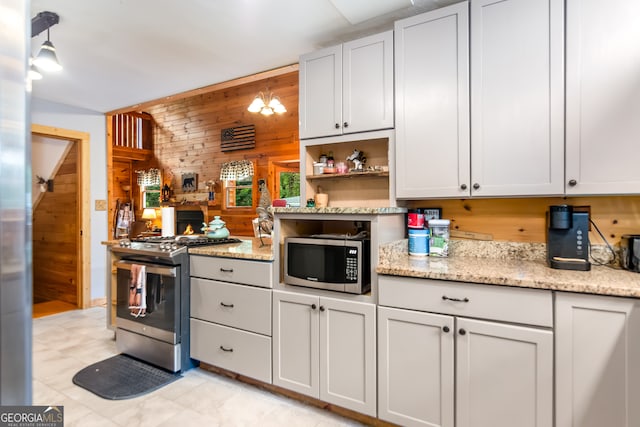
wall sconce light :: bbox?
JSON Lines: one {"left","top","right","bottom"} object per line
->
{"left": 247, "top": 91, "right": 286, "bottom": 116}
{"left": 31, "top": 11, "right": 63, "bottom": 74}
{"left": 142, "top": 208, "right": 157, "bottom": 231}
{"left": 36, "top": 175, "right": 53, "bottom": 192}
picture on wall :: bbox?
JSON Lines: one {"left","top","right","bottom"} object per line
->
{"left": 181, "top": 173, "right": 197, "bottom": 192}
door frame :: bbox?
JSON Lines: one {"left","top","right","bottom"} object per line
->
{"left": 31, "top": 124, "right": 91, "bottom": 309}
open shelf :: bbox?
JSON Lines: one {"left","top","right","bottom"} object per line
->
{"left": 307, "top": 171, "right": 389, "bottom": 180}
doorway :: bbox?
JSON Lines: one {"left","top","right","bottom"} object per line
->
{"left": 31, "top": 124, "right": 91, "bottom": 317}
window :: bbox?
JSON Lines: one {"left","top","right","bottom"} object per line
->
{"left": 142, "top": 184, "right": 161, "bottom": 208}
{"left": 279, "top": 171, "right": 300, "bottom": 207}
{"left": 225, "top": 178, "right": 253, "bottom": 208}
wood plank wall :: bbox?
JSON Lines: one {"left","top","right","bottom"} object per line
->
{"left": 33, "top": 143, "right": 78, "bottom": 305}
{"left": 141, "top": 71, "right": 299, "bottom": 236}
{"left": 406, "top": 196, "right": 640, "bottom": 245}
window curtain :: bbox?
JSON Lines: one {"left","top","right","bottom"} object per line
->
{"left": 136, "top": 168, "right": 160, "bottom": 186}
{"left": 220, "top": 160, "right": 254, "bottom": 181}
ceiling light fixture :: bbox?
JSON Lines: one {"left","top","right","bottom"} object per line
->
{"left": 33, "top": 28, "right": 62, "bottom": 72}
{"left": 31, "top": 11, "right": 62, "bottom": 74}
{"left": 248, "top": 91, "right": 287, "bottom": 116}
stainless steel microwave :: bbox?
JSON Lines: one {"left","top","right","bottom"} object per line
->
{"left": 284, "top": 236, "right": 371, "bottom": 294}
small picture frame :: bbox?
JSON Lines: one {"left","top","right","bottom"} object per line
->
{"left": 181, "top": 173, "right": 197, "bottom": 192}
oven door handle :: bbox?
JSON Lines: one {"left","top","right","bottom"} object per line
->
{"left": 117, "top": 261, "right": 177, "bottom": 277}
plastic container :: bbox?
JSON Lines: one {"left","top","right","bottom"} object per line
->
{"left": 408, "top": 228, "right": 430, "bottom": 257}
{"left": 429, "top": 219, "right": 450, "bottom": 257}
{"left": 407, "top": 209, "right": 425, "bottom": 229}
{"left": 313, "top": 162, "right": 325, "bottom": 175}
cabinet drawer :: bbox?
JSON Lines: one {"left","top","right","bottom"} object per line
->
{"left": 190, "top": 278, "right": 271, "bottom": 336}
{"left": 379, "top": 275, "right": 552, "bottom": 327}
{"left": 190, "top": 318, "right": 272, "bottom": 384}
{"left": 190, "top": 255, "right": 273, "bottom": 288}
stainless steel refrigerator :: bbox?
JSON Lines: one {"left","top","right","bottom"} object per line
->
{"left": 0, "top": 0, "right": 33, "bottom": 405}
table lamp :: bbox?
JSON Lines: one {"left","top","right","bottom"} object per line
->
{"left": 142, "top": 208, "right": 157, "bottom": 231}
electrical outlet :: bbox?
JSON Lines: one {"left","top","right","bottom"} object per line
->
{"left": 95, "top": 199, "right": 107, "bottom": 211}
{"left": 422, "top": 208, "right": 442, "bottom": 220}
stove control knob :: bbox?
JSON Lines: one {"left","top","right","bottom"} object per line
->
{"left": 172, "top": 243, "right": 178, "bottom": 250}
{"left": 159, "top": 243, "right": 167, "bottom": 251}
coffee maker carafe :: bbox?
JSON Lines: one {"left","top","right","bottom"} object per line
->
{"left": 546, "top": 205, "right": 591, "bottom": 271}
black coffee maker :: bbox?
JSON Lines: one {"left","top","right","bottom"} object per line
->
{"left": 546, "top": 205, "right": 591, "bottom": 271}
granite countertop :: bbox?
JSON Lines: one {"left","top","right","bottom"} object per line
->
{"left": 271, "top": 207, "right": 407, "bottom": 215}
{"left": 188, "top": 237, "right": 274, "bottom": 261}
{"left": 377, "top": 239, "right": 640, "bottom": 298}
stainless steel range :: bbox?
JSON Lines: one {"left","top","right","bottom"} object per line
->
{"left": 111, "top": 236, "right": 240, "bottom": 372}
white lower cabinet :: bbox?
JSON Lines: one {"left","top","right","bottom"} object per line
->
{"left": 378, "top": 276, "right": 553, "bottom": 427}
{"left": 189, "top": 256, "right": 273, "bottom": 383}
{"left": 555, "top": 292, "right": 640, "bottom": 427}
{"left": 272, "top": 290, "right": 377, "bottom": 417}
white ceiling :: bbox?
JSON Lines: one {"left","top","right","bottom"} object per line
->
{"left": 30, "top": 0, "right": 459, "bottom": 113}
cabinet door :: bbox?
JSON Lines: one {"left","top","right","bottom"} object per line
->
{"left": 343, "top": 30, "right": 394, "bottom": 135}
{"left": 556, "top": 293, "right": 640, "bottom": 427}
{"left": 319, "top": 297, "right": 377, "bottom": 417}
{"left": 456, "top": 317, "right": 553, "bottom": 427}
{"left": 272, "top": 290, "right": 319, "bottom": 397}
{"left": 565, "top": 0, "right": 640, "bottom": 195}
{"left": 378, "top": 307, "right": 454, "bottom": 427}
{"left": 394, "top": 3, "right": 470, "bottom": 198}
{"left": 470, "top": 0, "right": 564, "bottom": 196}
{"left": 299, "top": 45, "right": 342, "bottom": 139}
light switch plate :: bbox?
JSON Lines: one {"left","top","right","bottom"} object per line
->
{"left": 95, "top": 199, "right": 107, "bottom": 211}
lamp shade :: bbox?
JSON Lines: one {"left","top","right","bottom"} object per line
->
{"left": 142, "top": 208, "right": 157, "bottom": 220}
{"left": 33, "top": 40, "right": 62, "bottom": 72}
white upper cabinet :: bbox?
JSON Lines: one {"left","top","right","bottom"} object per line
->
{"left": 470, "top": 0, "right": 565, "bottom": 196}
{"left": 299, "top": 30, "right": 394, "bottom": 139}
{"left": 565, "top": 0, "right": 640, "bottom": 195}
{"left": 395, "top": 2, "right": 470, "bottom": 198}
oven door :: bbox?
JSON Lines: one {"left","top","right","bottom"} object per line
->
{"left": 116, "top": 260, "right": 180, "bottom": 344}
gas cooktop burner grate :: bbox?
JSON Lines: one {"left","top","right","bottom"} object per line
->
{"left": 129, "top": 235, "right": 242, "bottom": 247}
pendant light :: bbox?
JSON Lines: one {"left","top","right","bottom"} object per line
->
{"left": 33, "top": 27, "right": 62, "bottom": 72}
{"left": 28, "top": 58, "right": 43, "bottom": 80}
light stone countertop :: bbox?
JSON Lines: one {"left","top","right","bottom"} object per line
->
{"left": 377, "top": 239, "right": 640, "bottom": 298}
{"left": 187, "top": 237, "right": 274, "bottom": 261}
{"left": 271, "top": 206, "right": 407, "bottom": 215}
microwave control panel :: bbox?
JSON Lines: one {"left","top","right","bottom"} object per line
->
{"left": 346, "top": 247, "right": 358, "bottom": 282}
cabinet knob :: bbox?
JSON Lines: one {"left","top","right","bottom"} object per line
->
{"left": 319, "top": 306, "right": 325, "bottom": 312}
{"left": 473, "top": 183, "right": 480, "bottom": 190}
{"left": 335, "top": 123, "right": 340, "bottom": 129}
{"left": 459, "top": 328, "right": 466, "bottom": 336}
{"left": 343, "top": 122, "right": 349, "bottom": 128}
{"left": 442, "top": 326, "right": 450, "bottom": 333}
{"left": 460, "top": 184, "right": 467, "bottom": 190}
{"left": 311, "top": 304, "right": 317, "bottom": 310}
{"left": 568, "top": 179, "right": 577, "bottom": 187}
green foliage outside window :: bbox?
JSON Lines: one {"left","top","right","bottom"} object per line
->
{"left": 143, "top": 184, "right": 160, "bottom": 208}
{"left": 279, "top": 172, "right": 300, "bottom": 198}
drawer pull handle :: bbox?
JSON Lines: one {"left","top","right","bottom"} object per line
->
{"left": 311, "top": 304, "right": 317, "bottom": 310}
{"left": 442, "top": 295, "right": 469, "bottom": 303}
{"left": 220, "top": 302, "right": 234, "bottom": 308}
{"left": 219, "top": 346, "right": 234, "bottom": 352}
{"left": 459, "top": 328, "right": 467, "bottom": 336}
{"left": 442, "top": 326, "right": 450, "bottom": 333}
{"left": 220, "top": 268, "right": 234, "bottom": 273}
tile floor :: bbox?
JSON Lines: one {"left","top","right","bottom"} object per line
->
{"left": 33, "top": 307, "right": 365, "bottom": 426}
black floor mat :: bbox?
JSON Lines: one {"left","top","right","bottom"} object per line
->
{"left": 72, "top": 354, "right": 181, "bottom": 400}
